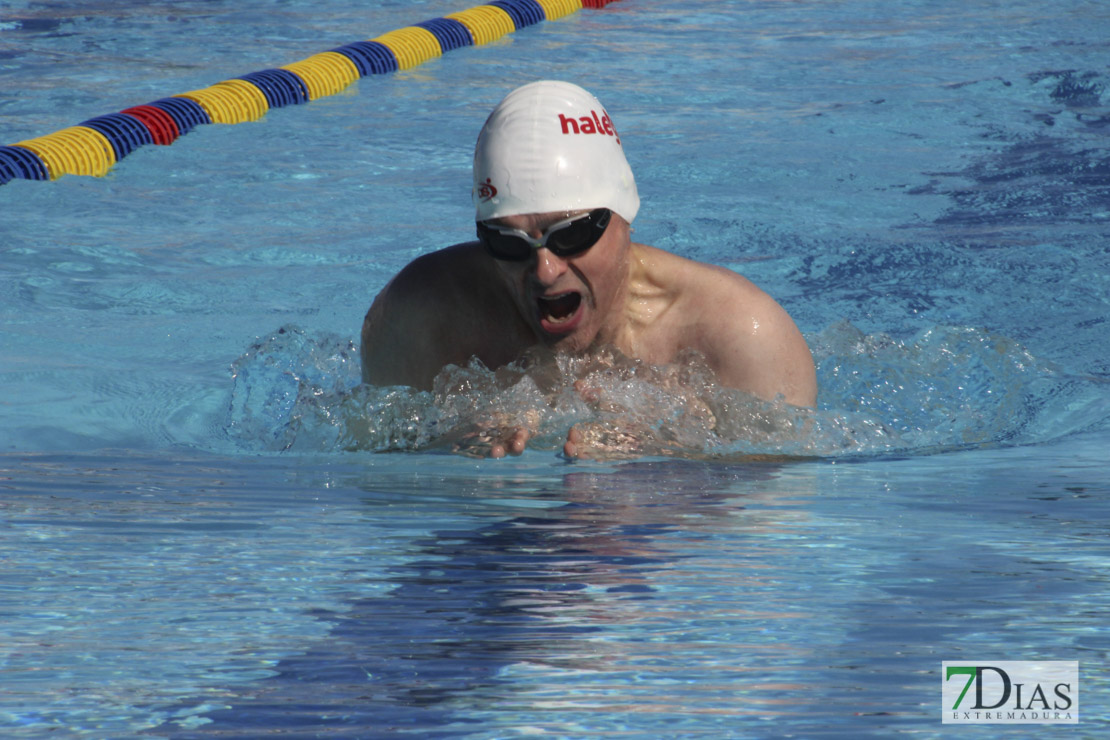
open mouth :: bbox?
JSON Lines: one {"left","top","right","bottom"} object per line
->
{"left": 537, "top": 292, "right": 582, "bottom": 327}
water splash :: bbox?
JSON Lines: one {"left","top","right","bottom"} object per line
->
{"left": 223, "top": 323, "right": 1108, "bottom": 460}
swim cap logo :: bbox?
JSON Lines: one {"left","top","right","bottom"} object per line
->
{"left": 477, "top": 178, "right": 497, "bottom": 202}
{"left": 558, "top": 110, "right": 621, "bottom": 145}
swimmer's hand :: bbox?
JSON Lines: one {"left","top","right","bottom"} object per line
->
{"left": 453, "top": 425, "right": 532, "bottom": 459}
{"left": 562, "top": 422, "right": 659, "bottom": 460}
{"left": 561, "top": 371, "right": 714, "bottom": 460}
{"left": 436, "top": 409, "right": 542, "bottom": 459}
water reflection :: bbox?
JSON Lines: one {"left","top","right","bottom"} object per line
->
{"left": 154, "top": 459, "right": 818, "bottom": 737}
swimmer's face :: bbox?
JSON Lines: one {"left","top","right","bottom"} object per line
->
{"left": 489, "top": 210, "right": 630, "bottom": 353}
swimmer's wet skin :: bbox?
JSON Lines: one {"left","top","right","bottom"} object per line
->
{"left": 360, "top": 81, "right": 817, "bottom": 459}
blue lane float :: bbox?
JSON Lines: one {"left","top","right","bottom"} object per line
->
{"left": 239, "top": 69, "right": 311, "bottom": 109}
{"left": 148, "top": 97, "right": 212, "bottom": 136}
{"left": 331, "top": 41, "right": 400, "bottom": 76}
{"left": 414, "top": 18, "right": 474, "bottom": 52}
{"left": 0, "top": 145, "right": 51, "bottom": 181}
{"left": 79, "top": 113, "right": 155, "bottom": 161}
{"left": 490, "top": 0, "right": 547, "bottom": 28}
{"left": 1, "top": 0, "right": 626, "bottom": 185}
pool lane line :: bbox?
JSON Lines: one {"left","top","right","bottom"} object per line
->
{"left": 0, "top": 0, "right": 622, "bottom": 186}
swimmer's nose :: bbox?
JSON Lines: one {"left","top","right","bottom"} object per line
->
{"left": 532, "top": 247, "right": 569, "bottom": 284}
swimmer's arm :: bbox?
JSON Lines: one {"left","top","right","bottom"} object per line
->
{"left": 701, "top": 271, "right": 817, "bottom": 407}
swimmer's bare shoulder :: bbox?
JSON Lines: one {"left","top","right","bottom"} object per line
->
{"left": 361, "top": 246, "right": 461, "bottom": 388}
{"left": 644, "top": 245, "right": 817, "bottom": 407}
{"left": 360, "top": 243, "right": 530, "bottom": 390}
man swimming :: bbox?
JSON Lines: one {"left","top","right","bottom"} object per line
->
{"left": 361, "top": 81, "right": 817, "bottom": 458}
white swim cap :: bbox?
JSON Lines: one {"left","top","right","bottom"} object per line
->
{"left": 473, "top": 80, "right": 639, "bottom": 224}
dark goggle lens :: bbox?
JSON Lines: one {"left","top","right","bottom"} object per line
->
{"left": 479, "top": 229, "right": 530, "bottom": 260}
{"left": 478, "top": 208, "right": 611, "bottom": 261}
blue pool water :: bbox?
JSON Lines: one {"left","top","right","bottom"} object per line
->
{"left": 2, "top": 0, "right": 1108, "bottom": 737}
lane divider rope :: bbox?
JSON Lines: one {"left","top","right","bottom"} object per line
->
{"left": 0, "top": 0, "right": 622, "bottom": 186}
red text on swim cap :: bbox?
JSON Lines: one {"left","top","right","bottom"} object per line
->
{"left": 558, "top": 111, "right": 620, "bottom": 145}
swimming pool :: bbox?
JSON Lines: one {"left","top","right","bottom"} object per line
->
{"left": 2, "top": 0, "right": 1108, "bottom": 736}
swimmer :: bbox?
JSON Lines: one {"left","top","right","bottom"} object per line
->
{"left": 361, "top": 80, "right": 817, "bottom": 458}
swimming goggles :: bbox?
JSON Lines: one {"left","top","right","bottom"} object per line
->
{"left": 477, "top": 208, "right": 612, "bottom": 261}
